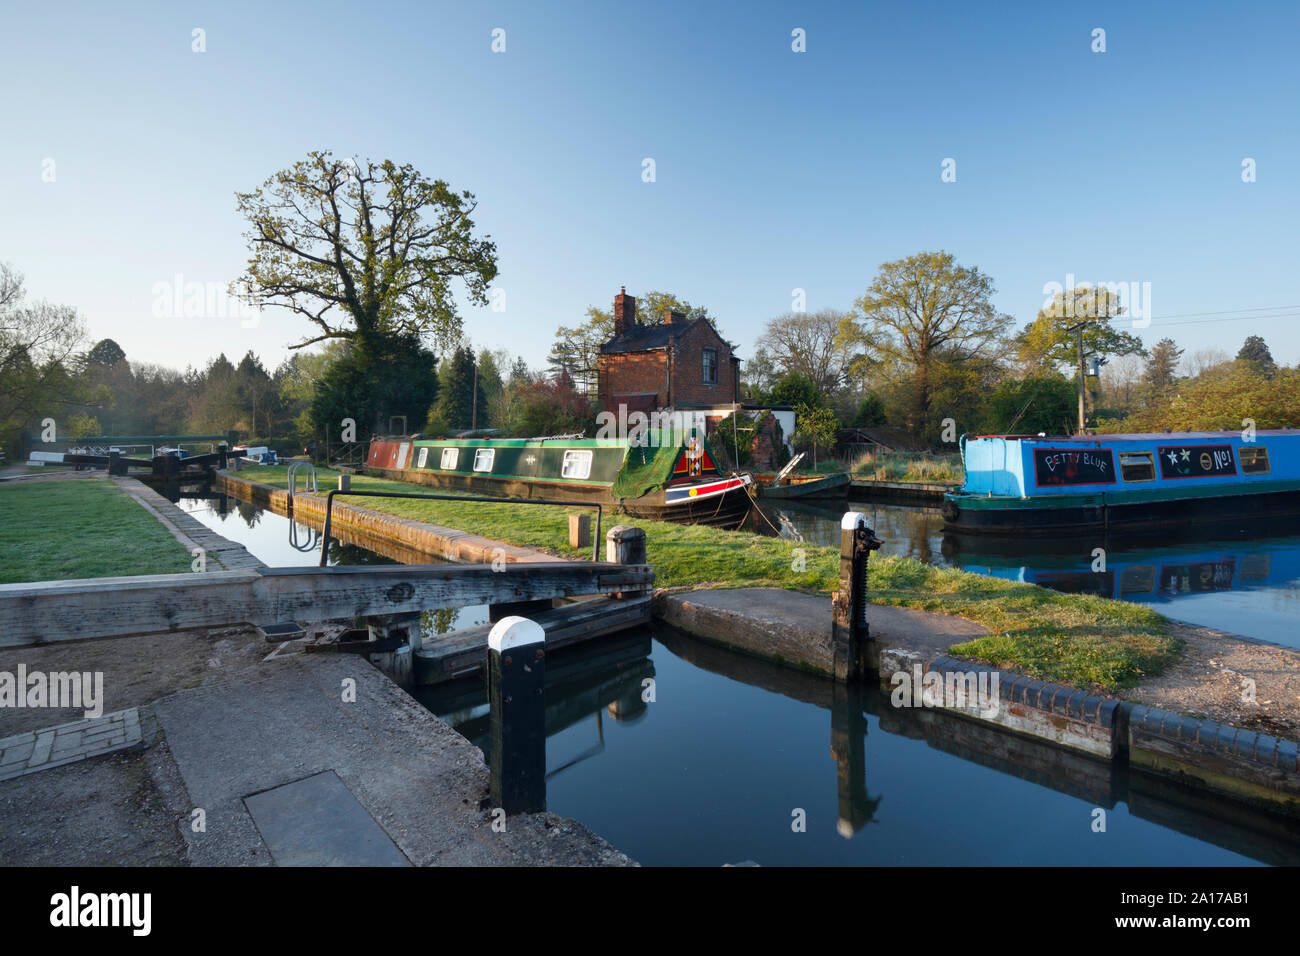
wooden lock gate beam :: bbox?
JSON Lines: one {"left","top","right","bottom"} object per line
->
{"left": 0, "top": 562, "right": 654, "bottom": 649}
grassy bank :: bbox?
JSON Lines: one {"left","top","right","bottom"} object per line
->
{"left": 0, "top": 478, "right": 194, "bottom": 582}
{"left": 236, "top": 465, "right": 1178, "bottom": 691}
{"left": 847, "top": 452, "right": 963, "bottom": 483}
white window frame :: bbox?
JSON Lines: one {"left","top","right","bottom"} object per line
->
{"left": 1118, "top": 451, "right": 1156, "bottom": 483}
{"left": 561, "top": 449, "right": 593, "bottom": 480}
{"left": 417, "top": 447, "right": 429, "bottom": 469}
{"left": 440, "top": 447, "right": 459, "bottom": 470}
{"left": 473, "top": 448, "right": 495, "bottom": 472}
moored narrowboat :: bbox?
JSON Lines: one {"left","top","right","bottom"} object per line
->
{"left": 942, "top": 430, "right": 1300, "bottom": 536}
{"left": 364, "top": 433, "right": 754, "bottom": 526}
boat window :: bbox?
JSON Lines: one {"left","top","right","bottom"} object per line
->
{"left": 473, "top": 448, "right": 495, "bottom": 472}
{"left": 561, "top": 449, "right": 593, "bottom": 480}
{"left": 440, "top": 447, "right": 459, "bottom": 469}
{"left": 417, "top": 447, "right": 429, "bottom": 469}
{"left": 1240, "top": 447, "right": 1270, "bottom": 475}
{"left": 1119, "top": 451, "right": 1156, "bottom": 482}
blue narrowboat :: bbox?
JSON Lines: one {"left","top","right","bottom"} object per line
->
{"left": 942, "top": 430, "right": 1300, "bottom": 536}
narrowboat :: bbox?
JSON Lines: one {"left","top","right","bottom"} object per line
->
{"left": 364, "top": 433, "right": 754, "bottom": 526}
{"left": 942, "top": 430, "right": 1300, "bottom": 536}
{"left": 756, "top": 472, "right": 852, "bottom": 499}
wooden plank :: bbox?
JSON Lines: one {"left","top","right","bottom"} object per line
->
{"left": 0, "top": 563, "right": 653, "bottom": 648}
{"left": 415, "top": 595, "right": 652, "bottom": 684}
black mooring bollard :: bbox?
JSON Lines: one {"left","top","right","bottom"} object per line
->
{"left": 831, "top": 512, "right": 884, "bottom": 682}
{"left": 488, "top": 616, "right": 547, "bottom": 815}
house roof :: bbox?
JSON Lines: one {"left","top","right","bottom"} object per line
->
{"left": 599, "top": 316, "right": 737, "bottom": 355}
{"left": 600, "top": 319, "right": 695, "bottom": 354}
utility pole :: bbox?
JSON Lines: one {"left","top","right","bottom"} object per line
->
{"left": 471, "top": 361, "right": 479, "bottom": 433}
{"left": 1067, "top": 321, "right": 1086, "bottom": 434}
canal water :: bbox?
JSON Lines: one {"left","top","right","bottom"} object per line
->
{"left": 179, "top": 487, "right": 1300, "bottom": 866}
{"left": 760, "top": 498, "right": 1300, "bottom": 649}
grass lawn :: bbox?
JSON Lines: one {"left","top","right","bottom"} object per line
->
{"left": 237, "top": 465, "right": 1179, "bottom": 691}
{"left": 0, "top": 478, "right": 194, "bottom": 583}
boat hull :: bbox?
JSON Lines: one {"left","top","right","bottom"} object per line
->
{"left": 364, "top": 465, "right": 755, "bottom": 527}
{"left": 943, "top": 483, "right": 1300, "bottom": 536}
{"left": 757, "top": 472, "right": 851, "bottom": 499}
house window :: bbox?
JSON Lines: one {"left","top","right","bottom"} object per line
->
{"left": 1119, "top": 451, "right": 1155, "bottom": 482}
{"left": 417, "top": 447, "right": 429, "bottom": 469}
{"left": 1240, "top": 447, "right": 1270, "bottom": 475}
{"left": 561, "top": 449, "right": 593, "bottom": 480}
{"left": 440, "top": 447, "right": 459, "bottom": 469}
{"left": 473, "top": 448, "right": 495, "bottom": 472}
{"left": 702, "top": 347, "right": 718, "bottom": 385}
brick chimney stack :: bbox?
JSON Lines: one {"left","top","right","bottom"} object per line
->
{"left": 665, "top": 309, "right": 686, "bottom": 325}
{"left": 614, "top": 286, "right": 637, "bottom": 337}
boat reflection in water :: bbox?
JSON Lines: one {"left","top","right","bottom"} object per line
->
{"left": 752, "top": 499, "right": 1300, "bottom": 646}
{"left": 420, "top": 623, "right": 1300, "bottom": 865}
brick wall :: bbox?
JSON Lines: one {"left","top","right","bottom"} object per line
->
{"left": 597, "top": 350, "right": 668, "bottom": 413}
{"left": 597, "top": 317, "right": 738, "bottom": 412}
{"left": 670, "top": 321, "right": 738, "bottom": 406}
{"left": 750, "top": 412, "right": 782, "bottom": 471}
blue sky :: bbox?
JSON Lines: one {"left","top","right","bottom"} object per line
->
{"left": 3, "top": 0, "right": 1297, "bottom": 375}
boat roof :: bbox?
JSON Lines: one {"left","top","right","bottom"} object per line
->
{"left": 973, "top": 430, "right": 1299, "bottom": 443}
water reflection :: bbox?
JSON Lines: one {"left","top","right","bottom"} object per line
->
{"left": 417, "top": 633, "right": 655, "bottom": 780}
{"left": 754, "top": 499, "right": 1300, "bottom": 646}
{"left": 424, "top": 624, "right": 1300, "bottom": 865}
{"left": 177, "top": 492, "right": 487, "bottom": 638}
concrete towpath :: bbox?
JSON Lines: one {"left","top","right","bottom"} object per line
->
{"left": 152, "top": 650, "right": 633, "bottom": 866}
{"left": 0, "top": 627, "right": 634, "bottom": 866}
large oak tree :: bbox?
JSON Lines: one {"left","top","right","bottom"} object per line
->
{"left": 851, "top": 251, "right": 1012, "bottom": 435}
{"left": 234, "top": 151, "right": 498, "bottom": 355}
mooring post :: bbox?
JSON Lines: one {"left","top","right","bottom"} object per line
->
{"left": 606, "top": 524, "right": 646, "bottom": 565}
{"left": 488, "top": 616, "right": 547, "bottom": 815}
{"left": 107, "top": 451, "right": 123, "bottom": 476}
{"left": 831, "top": 512, "right": 883, "bottom": 681}
{"left": 606, "top": 525, "right": 646, "bottom": 599}
{"left": 338, "top": 473, "right": 350, "bottom": 492}
{"left": 569, "top": 513, "right": 591, "bottom": 550}
{"left": 366, "top": 610, "right": 422, "bottom": 688}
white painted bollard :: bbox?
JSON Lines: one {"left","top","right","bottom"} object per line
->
{"left": 488, "top": 616, "right": 547, "bottom": 814}
{"left": 338, "top": 473, "right": 351, "bottom": 492}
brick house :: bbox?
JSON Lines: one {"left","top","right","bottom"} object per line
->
{"left": 595, "top": 288, "right": 740, "bottom": 417}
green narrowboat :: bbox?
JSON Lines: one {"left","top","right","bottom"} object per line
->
{"left": 365, "top": 433, "right": 754, "bottom": 526}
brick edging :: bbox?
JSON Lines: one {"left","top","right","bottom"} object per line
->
{"left": 887, "top": 648, "right": 1300, "bottom": 811}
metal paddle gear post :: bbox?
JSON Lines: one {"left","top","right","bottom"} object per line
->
{"left": 832, "top": 511, "right": 884, "bottom": 682}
